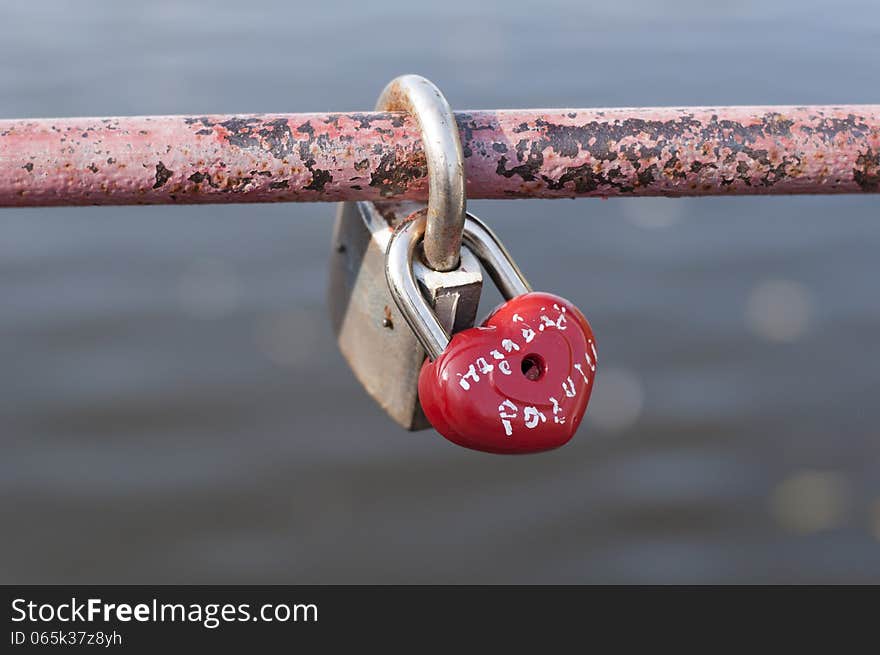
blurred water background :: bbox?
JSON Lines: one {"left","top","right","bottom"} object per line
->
{"left": 1, "top": 0, "right": 879, "bottom": 583}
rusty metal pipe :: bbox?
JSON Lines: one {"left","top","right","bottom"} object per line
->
{"left": 1, "top": 106, "right": 878, "bottom": 207}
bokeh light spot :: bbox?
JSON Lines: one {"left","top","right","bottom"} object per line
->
{"left": 745, "top": 278, "right": 813, "bottom": 343}
{"left": 770, "top": 470, "right": 850, "bottom": 534}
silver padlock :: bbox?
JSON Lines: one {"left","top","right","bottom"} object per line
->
{"left": 385, "top": 211, "right": 532, "bottom": 361}
{"left": 327, "top": 75, "right": 482, "bottom": 430}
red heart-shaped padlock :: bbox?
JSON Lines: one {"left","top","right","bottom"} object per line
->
{"left": 418, "top": 292, "right": 597, "bottom": 454}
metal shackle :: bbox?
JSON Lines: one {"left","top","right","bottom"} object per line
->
{"left": 376, "top": 75, "right": 465, "bottom": 272}
{"left": 385, "top": 210, "right": 532, "bottom": 360}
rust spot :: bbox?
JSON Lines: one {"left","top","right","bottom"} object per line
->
{"left": 854, "top": 148, "right": 880, "bottom": 191}
{"left": 369, "top": 149, "right": 427, "bottom": 197}
{"left": 305, "top": 169, "right": 331, "bottom": 191}
{"left": 153, "top": 162, "right": 173, "bottom": 189}
{"left": 186, "top": 172, "right": 220, "bottom": 189}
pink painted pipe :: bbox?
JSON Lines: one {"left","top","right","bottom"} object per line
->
{"left": 1, "top": 106, "right": 878, "bottom": 207}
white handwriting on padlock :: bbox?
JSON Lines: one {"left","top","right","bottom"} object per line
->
{"left": 491, "top": 346, "right": 596, "bottom": 436}
{"left": 456, "top": 308, "right": 569, "bottom": 392}
{"left": 497, "top": 399, "right": 549, "bottom": 436}
{"left": 450, "top": 307, "right": 595, "bottom": 438}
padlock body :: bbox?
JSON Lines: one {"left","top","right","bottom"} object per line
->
{"left": 328, "top": 201, "right": 483, "bottom": 430}
{"left": 418, "top": 292, "right": 597, "bottom": 453}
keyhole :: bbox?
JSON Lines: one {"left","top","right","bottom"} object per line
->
{"left": 521, "top": 354, "right": 545, "bottom": 381}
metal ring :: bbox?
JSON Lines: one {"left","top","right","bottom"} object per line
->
{"left": 386, "top": 210, "right": 532, "bottom": 360}
{"left": 376, "top": 75, "right": 465, "bottom": 272}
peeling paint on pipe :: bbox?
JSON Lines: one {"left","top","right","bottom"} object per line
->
{"left": 1, "top": 106, "right": 878, "bottom": 207}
